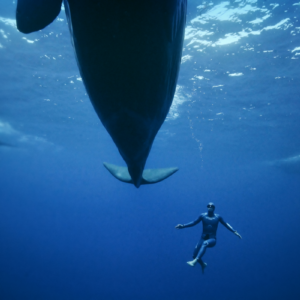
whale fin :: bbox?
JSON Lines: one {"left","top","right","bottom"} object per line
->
{"left": 141, "top": 167, "right": 179, "bottom": 184}
{"left": 103, "top": 162, "right": 178, "bottom": 186}
{"left": 103, "top": 163, "right": 133, "bottom": 184}
{"left": 16, "top": 0, "right": 63, "bottom": 33}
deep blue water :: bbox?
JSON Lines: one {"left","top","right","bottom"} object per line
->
{"left": 1, "top": 0, "right": 300, "bottom": 299}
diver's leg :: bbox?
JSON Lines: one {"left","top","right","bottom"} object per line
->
{"left": 187, "top": 243, "right": 208, "bottom": 267}
{"left": 188, "top": 256, "right": 207, "bottom": 273}
{"left": 196, "top": 238, "right": 216, "bottom": 260}
{"left": 195, "top": 243, "right": 210, "bottom": 273}
{"left": 187, "top": 239, "right": 216, "bottom": 273}
{"left": 187, "top": 240, "right": 203, "bottom": 267}
{"left": 198, "top": 260, "right": 207, "bottom": 274}
{"left": 195, "top": 242, "right": 208, "bottom": 260}
{"left": 192, "top": 241, "right": 202, "bottom": 259}
{"left": 198, "top": 239, "right": 216, "bottom": 273}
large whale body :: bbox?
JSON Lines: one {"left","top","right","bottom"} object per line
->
{"left": 16, "top": 0, "right": 187, "bottom": 187}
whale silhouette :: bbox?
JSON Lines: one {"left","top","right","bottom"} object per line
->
{"left": 16, "top": 0, "right": 187, "bottom": 187}
{"left": 269, "top": 155, "right": 300, "bottom": 174}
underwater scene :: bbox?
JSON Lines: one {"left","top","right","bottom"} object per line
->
{"left": 0, "top": 0, "right": 300, "bottom": 299}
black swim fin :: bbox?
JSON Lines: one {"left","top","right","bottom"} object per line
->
{"left": 103, "top": 162, "right": 178, "bottom": 187}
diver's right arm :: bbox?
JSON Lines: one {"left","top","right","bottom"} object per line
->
{"left": 175, "top": 214, "right": 203, "bottom": 229}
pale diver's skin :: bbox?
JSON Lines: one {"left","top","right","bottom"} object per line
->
{"left": 175, "top": 203, "right": 242, "bottom": 273}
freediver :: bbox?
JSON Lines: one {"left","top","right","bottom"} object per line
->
{"left": 175, "top": 202, "right": 242, "bottom": 273}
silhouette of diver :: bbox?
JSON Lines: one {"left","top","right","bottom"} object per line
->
{"left": 175, "top": 203, "right": 242, "bottom": 273}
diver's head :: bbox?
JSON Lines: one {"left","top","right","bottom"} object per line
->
{"left": 207, "top": 202, "right": 215, "bottom": 213}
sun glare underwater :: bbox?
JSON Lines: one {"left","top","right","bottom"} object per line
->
{"left": 0, "top": 0, "right": 300, "bottom": 299}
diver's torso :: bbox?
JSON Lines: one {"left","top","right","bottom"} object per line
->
{"left": 201, "top": 213, "right": 220, "bottom": 239}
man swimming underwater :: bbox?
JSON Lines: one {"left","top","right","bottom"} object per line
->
{"left": 175, "top": 203, "right": 242, "bottom": 273}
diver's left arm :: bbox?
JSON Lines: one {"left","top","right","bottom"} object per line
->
{"left": 219, "top": 216, "right": 242, "bottom": 239}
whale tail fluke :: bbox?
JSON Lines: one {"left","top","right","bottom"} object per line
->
{"left": 103, "top": 162, "right": 178, "bottom": 188}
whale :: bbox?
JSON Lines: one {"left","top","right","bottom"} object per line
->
{"left": 269, "top": 155, "right": 300, "bottom": 174}
{"left": 16, "top": 0, "right": 187, "bottom": 187}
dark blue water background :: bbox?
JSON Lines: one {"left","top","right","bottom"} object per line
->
{"left": 0, "top": 0, "right": 300, "bottom": 299}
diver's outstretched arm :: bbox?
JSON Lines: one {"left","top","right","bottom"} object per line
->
{"left": 219, "top": 216, "right": 242, "bottom": 239}
{"left": 234, "top": 231, "right": 242, "bottom": 239}
{"left": 175, "top": 224, "right": 184, "bottom": 229}
{"left": 175, "top": 215, "right": 203, "bottom": 229}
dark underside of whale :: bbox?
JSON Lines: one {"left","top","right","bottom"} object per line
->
{"left": 16, "top": 0, "right": 187, "bottom": 187}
